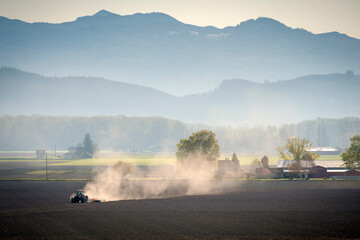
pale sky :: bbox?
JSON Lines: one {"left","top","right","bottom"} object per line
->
{"left": 0, "top": 0, "right": 360, "bottom": 39}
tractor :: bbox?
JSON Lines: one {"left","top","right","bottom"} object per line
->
{"left": 70, "top": 190, "right": 88, "bottom": 203}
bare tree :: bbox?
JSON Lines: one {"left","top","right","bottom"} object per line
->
{"left": 277, "top": 137, "right": 319, "bottom": 178}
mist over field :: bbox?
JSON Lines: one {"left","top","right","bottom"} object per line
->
{"left": 1, "top": 115, "right": 359, "bottom": 153}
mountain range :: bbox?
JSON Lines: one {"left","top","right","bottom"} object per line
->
{"left": 1, "top": 10, "right": 360, "bottom": 95}
{"left": 1, "top": 68, "right": 359, "bottom": 125}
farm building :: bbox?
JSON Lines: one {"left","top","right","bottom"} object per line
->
{"left": 327, "top": 169, "right": 360, "bottom": 179}
{"left": 276, "top": 160, "right": 360, "bottom": 179}
{"left": 296, "top": 165, "right": 360, "bottom": 179}
{"left": 306, "top": 147, "right": 341, "bottom": 155}
{"left": 36, "top": 149, "right": 46, "bottom": 159}
{"left": 309, "top": 166, "right": 328, "bottom": 178}
{"left": 277, "top": 160, "right": 344, "bottom": 169}
{"left": 218, "top": 158, "right": 242, "bottom": 177}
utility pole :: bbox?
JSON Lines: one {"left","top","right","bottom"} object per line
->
{"left": 258, "top": 128, "right": 260, "bottom": 154}
{"left": 298, "top": 157, "right": 302, "bottom": 179}
{"left": 46, "top": 152, "right": 48, "bottom": 181}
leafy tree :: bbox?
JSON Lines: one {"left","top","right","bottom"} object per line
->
{"left": 341, "top": 135, "right": 360, "bottom": 169}
{"left": 261, "top": 155, "right": 269, "bottom": 169}
{"left": 277, "top": 137, "right": 319, "bottom": 178}
{"left": 74, "top": 133, "right": 98, "bottom": 158}
{"left": 231, "top": 152, "right": 239, "bottom": 166}
{"left": 251, "top": 159, "right": 261, "bottom": 167}
{"left": 83, "top": 133, "right": 97, "bottom": 156}
{"left": 176, "top": 130, "right": 220, "bottom": 164}
{"left": 250, "top": 158, "right": 261, "bottom": 174}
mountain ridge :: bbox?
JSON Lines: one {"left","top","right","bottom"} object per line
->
{"left": 0, "top": 11, "right": 359, "bottom": 95}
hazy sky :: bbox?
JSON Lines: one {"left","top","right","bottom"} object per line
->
{"left": 0, "top": 0, "right": 360, "bottom": 39}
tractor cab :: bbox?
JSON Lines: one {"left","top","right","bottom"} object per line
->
{"left": 70, "top": 190, "right": 88, "bottom": 203}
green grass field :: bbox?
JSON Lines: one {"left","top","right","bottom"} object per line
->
{"left": 51, "top": 156, "right": 178, "bottom": 166}
{"left": 26, "top": 170, "right": 73, "bottom": 175}
{"left": 0, "top": 151, "right": 344, "bottom": 180}
{"left": 0, "top": 153, "right": 342, "bottom": 166}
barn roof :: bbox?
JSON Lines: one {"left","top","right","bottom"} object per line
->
{"left": 277, "top": 160, "right": 344, "bottom": 168}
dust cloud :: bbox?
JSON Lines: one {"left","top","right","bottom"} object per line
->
{"left": 84, "top": 155, "right": 236, "bottom": 201}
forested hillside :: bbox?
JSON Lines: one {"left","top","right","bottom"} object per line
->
{"left": 1, "top": 115, "right": 359, "bottom": 153}
{"left": 1, "top": 68, "right": 359, "bottom": 125}
{"left": 0, "top": 68, "right": 175, "bottom": 117}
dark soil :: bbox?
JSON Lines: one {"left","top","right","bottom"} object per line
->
{"left": 0, "top": 180, "right": 360, "bottom": 239}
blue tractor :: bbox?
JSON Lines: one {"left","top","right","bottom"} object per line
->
{"left": 70, "top": 190, "right": 88, "bottom": 203}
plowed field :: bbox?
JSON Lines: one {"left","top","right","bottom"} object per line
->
{"left": 1, "top": 180, "right": 360, "bottom": 239}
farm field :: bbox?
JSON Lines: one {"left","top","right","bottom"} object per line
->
{"left": 0, "top": 180, "right": 359, "bottom": 239}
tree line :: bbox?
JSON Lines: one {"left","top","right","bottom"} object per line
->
{"left": 0, "top": 115, "right": 359, "bottom": 153}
